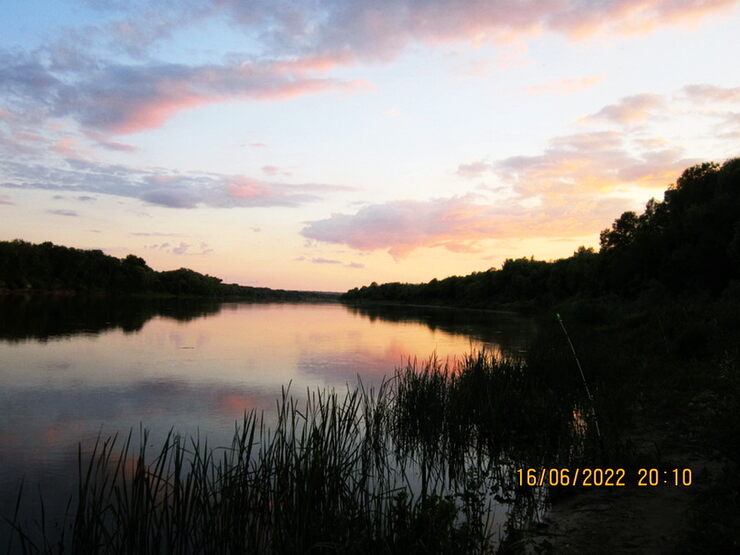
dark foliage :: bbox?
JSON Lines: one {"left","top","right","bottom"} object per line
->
{"left": 0, "top": 240, "right": 337, "bottom": 300}
{"left": 343, "top": 159, "right": 740, "bottom": 306}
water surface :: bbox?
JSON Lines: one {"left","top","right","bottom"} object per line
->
{"left": 0, "top": 296, "right": 535, "bottom": 523}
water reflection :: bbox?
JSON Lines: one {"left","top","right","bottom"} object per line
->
{"left": 344, "top": 302, "right": 536, "bottom": 356}
{"left": 0, "top": 295, "right": 222, "bottom": 342}
{"left": 0, "top": 297, "right": 537, "bottom": 544}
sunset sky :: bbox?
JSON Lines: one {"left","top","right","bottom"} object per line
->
{"left": 1, "top": 0, "right": 738, "bottom": 291}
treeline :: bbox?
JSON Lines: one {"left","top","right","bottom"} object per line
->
{"left": 344, "top": 159, "right": 740, "bottom": 306}
{"left": 0, "top": 240, "right": 336, "bottom": 300}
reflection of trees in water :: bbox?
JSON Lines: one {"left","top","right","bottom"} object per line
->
{"left": 344, "top": 303, "right": 537, "bottom": 356}
{"left": 0, "top": 296, "right": 223, "bottom": 342}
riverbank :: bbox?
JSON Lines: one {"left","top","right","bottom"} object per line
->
{"left": 512, "top": 292, "right": 740, "bottom": 553}
{"left": 349, "top": 290, "right": 740, "bottom": 552}
{"left": 509, "top": 399, "right": 725, "bottom": 553}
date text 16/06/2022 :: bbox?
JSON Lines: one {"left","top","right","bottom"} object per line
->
{"left": 516, "top": 468, "right": 693, "bottom": 487}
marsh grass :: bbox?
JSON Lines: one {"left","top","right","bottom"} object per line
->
{"left": 4, "top": 352, "right": 594, "bottom": 554}
{"left": 394, "top": 352, "right": 594, "bottom": 470}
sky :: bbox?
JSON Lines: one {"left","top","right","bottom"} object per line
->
{"left": 1, "top": 0, "right": 738, "bottom": 291}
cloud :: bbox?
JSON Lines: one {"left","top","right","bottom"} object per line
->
{"left": 2, "top": 1, "right": 733, "bottom": 141}
{"left": 214, "top": 0, "right": 737, "bottom": 60}
{"left": 302, "top": 194, "right": 628, "bottom": 259}
{"left": 523, "top": 74, "right": 605, "bottom": 95}
{"left": 308, "top": 82, "right": 721, "bottom": 260}
{"left": 47, "top": 209, "right": 78, "bottom": 216}
{"left": 494, "top": 85, "right": 739, "bottom": 197}
{"left": 98, "top": 2, "right": 216, "bottom": 59}
{"left": 54, "top": 137, "right": 80, "bottom": 157}
{"left": 459, "top": 127, "right": 697, "bottom": 199}
{"left": 0, "top": 158, "right": 354, "bottom": 209}
{"left": 172, "top": 242, "right": 190, "bottom": 255}
{"left": 683, "top": 84, "right": 740, "bottom": 104}
{"left": 146, "top": 240, "right": 213, "bottom": 255}
{"left": 713, "top": 111, "right": 740, "bottom": 139}
{"left": 262, "top": 165, "right": 279, "bottom": 176}
{"left": 97, "top": 139, "right": 137, "bottom": 152}
{"left": 0, "top": 52, "right": 365, "bottom": 137}
{"left": 457, "top": 160, "right": 492, "bottom": 179}
{"left": 495, "top": 131, "right": 697, "bottom": 197}
{"left": 295, "top": 255, "right": 365, "bottom": 268}
{"left": 0, "top": 195, "right": 13, "bottom": 205}
{"left": 130, "top": 231, "right": 184, "bottom": 237}
{"left": 583, "top": 93, "right": 665, "bottom": 125}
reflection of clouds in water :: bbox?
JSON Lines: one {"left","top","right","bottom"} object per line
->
{"left": 295, "top": 307, "right": 531, "bottom": 386}
{"left": 296, "top": 338, "right": 421, "bottom": 385}
{"left": 216, "top": 390, "right": 276, "bottom": 416}
{"left": 343, "top": 304, "right": 536, "bottom": 357}
{"left": 0, "top": 379, "right": 281, "bottom": 522}
{"left": 296, "top": 344, "right": 510, "bottom": 387}
{"left": 295, "top": 339, "right": 477, "bottom": 387}
{"left": 1, "top": 380, "right": 279, "bottom": 456}
{"left": 0, "top": 302, "right": 537, "bottom": 533}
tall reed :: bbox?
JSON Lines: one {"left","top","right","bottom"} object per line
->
{"left": 4, "top": 352, "right": 592, "bottom": 554}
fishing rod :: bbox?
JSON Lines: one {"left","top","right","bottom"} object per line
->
{"left": 556, "top": 313, "right": 603, "bottom": 449}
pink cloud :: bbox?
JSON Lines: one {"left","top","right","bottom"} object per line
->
{"left": 2, "top": 59, "right": 364, "bottom": 136}
{"left": 457, "top": 160, "right": 492, "bottom": 178}
{"left": 583, "top": 93, "right": 665, "bottom": 125}
{"left": 683, "top": 84, "right": 740, "bottom": 104}
{"left": 496, "top": 131, "right": 697, "bottom": 196}
{"left": 172, "top": 242, "right": 190, "bottom": 254}
{"left": 228, "top": 178, "right": 270, "bottom": 199}
{"left": 54, "top": 137, "right": 79, "bottom": 157}
{"left": 270, "top": 53, "right": 355, "bottom": 74}
{"left": 323, "top": 108, "right": 706, "bottom": 259}
{"left": 91, "top": 71, "right": 359, "bottom": 135}
{"left": 87, "top": 0, "right": 737, "bottom": 66}
{"left": 2, "top": 1, "right": 734, "bottom": 140}
{"left": 86, "top": 131, "right": 136, "bottom": 152}
{"left": 714, "top": 111, "right": 740, "bottom": 139}
{"left": 301, "top": 194, "right": 629, "bottom": 259}
{"left": 217, "top": 0, "right": 736, "bottom": 61}
{"left": 13, "top": 131, "right": 43, "bottom": 143}
{"left": 548, "top": 0, "right": 737, "bottom": 38}
{"left": 0, "top": 157, "right": 354, "bottom": 209}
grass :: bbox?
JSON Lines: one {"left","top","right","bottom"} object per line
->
{"left": 3, "top": 351, "right": 598, "bottom": 554}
